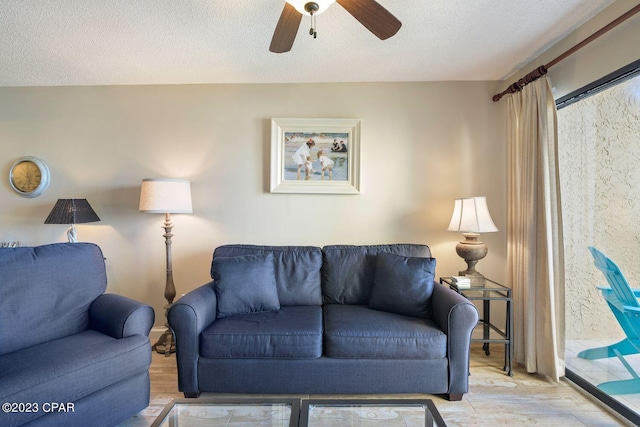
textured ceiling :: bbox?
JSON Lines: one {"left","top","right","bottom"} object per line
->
{"left": 0, "top": 0, "right": 615, "bottom": 87}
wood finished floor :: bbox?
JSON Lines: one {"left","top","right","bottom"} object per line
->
{"left": 119, "top": 343, "right": 629, "bottom": 426}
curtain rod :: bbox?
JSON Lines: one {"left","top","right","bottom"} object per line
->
{"left": 492, "top": 3, "right": 640, "bottom": 102}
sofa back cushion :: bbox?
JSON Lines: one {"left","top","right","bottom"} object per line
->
{"left": 0, "top": 243, "right": 107, "bottom": 356}
{"left": 211, "top": 245, "right": 323, "bottom": 306}
{"left": 212, "top": 253, "right": 281, "bottom": 318}
{"left": 321, "top": 244, "right": 432, "bottom": 305}
{"left": 368, "top": 252, "right": 436, "bottom": 319}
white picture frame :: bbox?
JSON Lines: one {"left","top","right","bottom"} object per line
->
{"left": 270, "top": 118, "right": 361, "bottom": 194}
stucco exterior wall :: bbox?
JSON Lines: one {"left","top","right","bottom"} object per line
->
{"left": 559, "top": 75, "right": 640, "bottom": 339}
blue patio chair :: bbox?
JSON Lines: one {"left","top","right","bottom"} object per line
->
{"left": 578, "top": 246, "right": 640, "bottom": 395}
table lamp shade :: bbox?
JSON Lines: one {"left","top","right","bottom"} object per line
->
{"left": 139, "top": 178, "right": 192, "bottom": 214}
{"left": 44, "top": 199, "right": 100, "bottom": 224}
{"left": 447, "top": 197, "right": 498, "bottom": 233}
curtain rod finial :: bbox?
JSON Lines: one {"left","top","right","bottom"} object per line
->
{"left": 493, "top": 66, "right": 548, "bottom": 102}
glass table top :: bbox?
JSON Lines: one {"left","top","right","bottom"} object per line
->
{"left": 151, "top": 398, "right": 299, "bottom": 427}
{"left": 152, "top": 398, "right": 446, "bottom": 427}
{"left": 301, "top": 399, "right": 446, "bottom": 427}
{"left": 440, "top": 276, "right": 511, "bottom": 299}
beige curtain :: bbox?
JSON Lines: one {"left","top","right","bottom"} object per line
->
{"left": 506, "top": 76, "right": 565, "bottom": 382}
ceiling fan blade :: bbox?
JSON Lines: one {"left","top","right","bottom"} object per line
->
{"left": 336, "top": 0, "right": 402, "bottom": 40}
{"left": 270, "top": 2, "right": 303, "bottom": 53}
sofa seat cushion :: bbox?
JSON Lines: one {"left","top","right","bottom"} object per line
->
{"left": 323, "top": 304, "right": 446, "bottom": 359}
{"left": 0, "top": 330, "right": 150, "bottom": 426}
{"left": 200, "top": 306, "right": 323, "bottom": 359}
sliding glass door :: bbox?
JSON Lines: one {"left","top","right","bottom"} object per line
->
{"left": 558, "top": 63, "right": 640, "bottom": 424}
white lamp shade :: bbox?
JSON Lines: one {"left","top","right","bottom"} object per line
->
{"left": 447, "top": 197, "right": 498, "bottom": 233}
{"left": 139, "top": 178, "right": 193, "bottom": 214}
{"left": 287, "top": 0, "right": 336, "bottom": 15}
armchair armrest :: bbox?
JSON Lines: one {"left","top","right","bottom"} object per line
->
{"left": 431, "top": 283, "right": 479, "bottom": 400}
{"left": 167, "top": 281, "right": 218, "bottom": 396}
{"left": 89, "top": 294, "right": 154, "bottom": 338}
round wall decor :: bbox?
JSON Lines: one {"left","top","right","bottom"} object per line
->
{"left": 9, "top": 156, "right": 51, "bottom": 198}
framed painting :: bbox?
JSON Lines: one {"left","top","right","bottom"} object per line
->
{"left": 270, "top": 118, "right": 361, "bottom": 194}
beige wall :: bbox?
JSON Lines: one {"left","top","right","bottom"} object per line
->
{"left": 0, "top": 82, "right": 507, "bottom": 323}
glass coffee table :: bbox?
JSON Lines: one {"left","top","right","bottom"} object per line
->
{"left": 152, "top": 397, "right": 446, "bottom": 427}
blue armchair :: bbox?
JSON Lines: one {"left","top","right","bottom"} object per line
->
{"left": 0, "top": 243, "right": 154, "bottom": 427}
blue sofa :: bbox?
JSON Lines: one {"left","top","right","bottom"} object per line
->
{"left": 169, "top": 244, "right": 478, "bottom": 401}
{"left": 0, "top": 243, "right": 154, "bottom": 427}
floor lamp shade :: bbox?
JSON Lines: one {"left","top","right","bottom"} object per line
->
{"left": 44, "top": 199, "right": 100, "bottom": 243}
{"left": 139, "top": 178, "right": 193, "bottom": 213}
{"left": 448, "top": 197, "right": 497, "bottom": 281}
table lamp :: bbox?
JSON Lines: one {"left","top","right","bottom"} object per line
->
{"left": 44, "top": 199, "right": 100, "bottom": 243}
{"left": 139, "top": 178, "right": 192, "bottom": 356}
{"left": 447, "top": 196, "right": 498, "bottom": 283}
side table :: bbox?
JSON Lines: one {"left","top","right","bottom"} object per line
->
{"left": 440, "top": 277, "right": 513, "bottom": 376}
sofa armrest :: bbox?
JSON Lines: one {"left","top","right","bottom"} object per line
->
{"left": 431, "top": 283, "right": 479, "bottom": 399}
{"left": 167, "top": 281, "right": 218, "bottom": 396}
{"left": 89, "top": 294, "right": 155, "bottom": 338}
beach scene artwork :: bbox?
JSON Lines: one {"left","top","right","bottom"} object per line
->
{"left": 270, "top": 118, "right": 360, "bottom": 194}
{"left": 284, "top": 132, "right": 349, "bottom": 181}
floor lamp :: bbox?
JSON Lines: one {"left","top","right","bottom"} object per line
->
{"left": 44, "top": 199, "right": 101, "bottom": 242}
{"left": 139, "top": 178, "right": 192, "bottom": 356}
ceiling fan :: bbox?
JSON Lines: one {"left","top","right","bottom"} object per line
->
{"left": 270, "top": 0, "right": 402, "bottom": 53}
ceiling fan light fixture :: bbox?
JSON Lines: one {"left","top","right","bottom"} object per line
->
{"left": 271, "top": 0, "right": 402, "bottom": 54}
{"left": 286, "top": 0, "right": 336, "bottom": 16}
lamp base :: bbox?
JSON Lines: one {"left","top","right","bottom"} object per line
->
{"left": 153, "top": 300, "right": 175, "bottom": 357}
{"left": 152, "top": 327, "right": 175, "bottom": 356}
{"left": 67, "top": 224, "right": 78, "bottom": 243}
{"left": 153, "top": 214, "right": 178, "bottom": 357}
{"left": 456, "top": 233, "right": 488, "bottom": 286}
{"left": 458, "top": 269, "right": 486, "bottom": 287}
